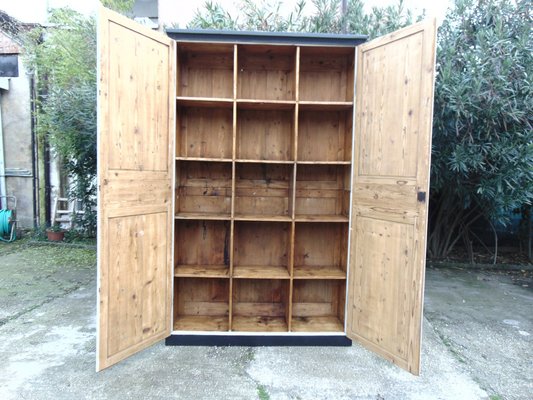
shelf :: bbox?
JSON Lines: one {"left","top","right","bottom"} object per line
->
{"left": 174, "top": 315, "right": 229, "bottom": 331}
{"left": 296, "top": 161, "right": 351, "bottom": 165}
{"left": 175, "top": 213, "right": 231, "bottom": 220}
{"left": 237, "top": 99, "right": 295, "bottom": 110}
{"left": 233, "top": 265, "right": 290, "bottom": 279}
{"left": 236, "top": 159, "right": 294, "bottom": 164}
{"left": 291, "top": 316, "right": 344, "bottom": 332}
{"left": 293, "top": 266, "right": 346, "bottom": 280}
{"left": 234, "top": 214, "right": 292, "bottom": 222}
{"left": 294, "top": 215, "right": 349, "bottom": 223}
{"left": 176, "top": 97, "right": 233, "bottom": 108}
{"left": 299, "top": 101, "right": 353, "bottom": 111}
{"left": 175, "top": 265, "right": 229, "bottom": 278}
{"left": 232, "top": 316, "right": 288, "bottom": 332}
{"left": 176, "top": 157, "right": 232, "bottom": 163}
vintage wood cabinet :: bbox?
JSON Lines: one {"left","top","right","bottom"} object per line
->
{"left": 97, "top": 7, "right": 437, "bottom": 374}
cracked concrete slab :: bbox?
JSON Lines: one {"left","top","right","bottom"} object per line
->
{"left": 0, "top": 243, "right": 530, "bottom": 399}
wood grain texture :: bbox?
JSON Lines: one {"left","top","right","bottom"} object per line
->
{"left": 97, "top": 6, "right": 174, "bottom": 371}
{"left": 178, "top": 43, "right": 233, "bottom": 98}
{"left": 174, "top": 278, "right": 229, "bottom": 328}
{"left": 177, "top": 106, "right": 233, "bottom": 159}
{"left": 294, "top": 223, "right": 347, "bottom": 276}
{"left": 234, "top": 163, "right": 292, "bottom": 217}
{"left": 237, "top": 109, "right": 294, "bottom": 161}
{"left": 176, "top": 161, "right": 232, "bottom": 216}
{"left": 175, "top": 219, "right": 230, "bottom": 271}
{"left": 233, "top": 222, "right": 290, "bottom": 270}
{"left": 299, "top": 47, "right": 354, "bottom": 102}
{"left": 298, "top": 110, "right": 352, "bottom": 162}
{"left": 347, "top": 19, "right": 437, "bottom": 375}
{"left": 295, "top": 165, "right": 350, "bottom": 218}
{"left": 238, "top": 45, "right": 296, "bottom": 101}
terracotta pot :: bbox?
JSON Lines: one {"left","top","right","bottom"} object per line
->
{"left": 46, "top": 230, "right": 65, "bottom": 242}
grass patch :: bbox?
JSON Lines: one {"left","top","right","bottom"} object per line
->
{"left": 257, "top": 385, "right": 270, "bottom": 400}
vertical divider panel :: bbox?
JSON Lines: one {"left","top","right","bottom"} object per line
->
{"left": 229, "top": 44, "right": 238, "bottom": 331}
{"left": 287, "top": 46, "right": 301, "bottom": 331}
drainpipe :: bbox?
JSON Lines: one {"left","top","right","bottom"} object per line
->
{"left": 30, "top": 75, "right": 39, "bottom": 227}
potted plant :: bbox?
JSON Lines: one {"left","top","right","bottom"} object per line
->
{"left": 46, "top": 223, "right": 65, "bottom": 242}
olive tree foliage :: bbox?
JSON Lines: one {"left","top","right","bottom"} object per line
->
{"left": 188, "top": 0, "right": 419, "bottom": 39}
{"left": 24, "top": 8, "right": 97, "bottom": 235}
{"left": 429, "top": 0, "right": 532, "bottom": 260}
{"left": 23, "top": 2, "right": 134, "bottom": 236}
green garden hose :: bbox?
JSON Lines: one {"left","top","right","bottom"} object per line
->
{"left": 0, "top": 209, "right": 16, "bottom": 242}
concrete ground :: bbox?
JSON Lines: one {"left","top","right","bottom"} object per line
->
{"left": 0, "top": 241, "right": 531, "bottom": 400}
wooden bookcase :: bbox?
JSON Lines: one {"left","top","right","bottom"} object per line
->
{"left": 173, "top": 43, "right": 354, "bottom": 333}
{"left": 97, "top": 7, "right": 436, "bottom": 374}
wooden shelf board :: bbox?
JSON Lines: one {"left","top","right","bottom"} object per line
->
{"left": 234, "top": 214, "right": 292, "bottom": 222}
{"left": 291, "top": 316, "right": 344, "bottom": 332}
{"left": 236, "top": 159, "right": 294, "bottom": 164}
{"left": 233, "top": 265, "right": 290, "bottom": 279}
{"left": 175, "top": 265, "right": 229, "bottom": 278}
{"left": 299, "top": 101, "right": 353, "bottom": 111}
{"left": 176, "top": 96, "right": 233, "bottom": 108}
{"left": 174, "top": 315, "right": 229, "bottom": 331}
{"left": 294, "top": 215, "right": 349, "bottom": 223}
{"left": 237, "top": 99, "right": 295, "bottom": 110}
{"left": 296, "top": 160, "right": 351, "bottom": 165}
{"left": 176, "top": 157, "right": 232, "bottom": 163}
{"left": 293, "top": 265, "right": 346, "bottom": 280}
{"left": 232, "top": 316, "right": 288, "bottom": 332}
{"left": 175, "top": 213, "right": 231, "bottom": 221}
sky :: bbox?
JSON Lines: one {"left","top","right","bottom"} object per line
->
{"left": 0, "top": 0, "right": 452, "bottom": 26}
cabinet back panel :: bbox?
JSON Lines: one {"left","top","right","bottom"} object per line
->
{"left": 233, "top": 279, "right": 289, "bottom": 317}
{"left": 298, "top": 110, "right": 352, "bottom": 162}
{"left": 176, "top": 161, "right": 232, "bottom": 215}
{"left": 299, "top": 47, "right": 354, "bottom": 102}
{"left": 174, "top": 278, "right": 229, "bottom": 316}
{"left": 292, "top": 280, "right": 346, "bottom": 319}
{"left": 238, "top": 46, "right": 295, "bottom": 100}
{"left": 178, "top": 44, "right": 233, "bottom": 98}
{"left": 237, "top": 109, "right": 294, "bottom": 161}
{"left": 176, "top": 220, "right": 230, "bottom": 266}
{"left": 234, "top": 222, "right": 290, "bottom": 267}
{"left": 294, "top": 223, "right": 348, "bottom": 269}
{"left": 177, "top": 107, "right": 233, "bottom": 159}
{"left": 295, "top": 165, "right": 350, "bottom": 216}
{"left": 235, "top": 164, "right": 292, "bottom": 216}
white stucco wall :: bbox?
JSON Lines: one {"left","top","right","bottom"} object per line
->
{"left": 0, "top": 55, "right": 35, "bottom": 228}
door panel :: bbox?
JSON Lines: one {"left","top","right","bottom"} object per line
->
{"left": 97, "top": 6, "right": 175, "bottom": 371}
{"left": 347, "top": 20, "right": 436, "bottom": 375}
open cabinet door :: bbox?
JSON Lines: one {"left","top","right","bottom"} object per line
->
{"left": 97, "top": 7, "right": 175, "bottom": 371}
{"left": 346, "top": 20, "right": 436, "bottom": 375}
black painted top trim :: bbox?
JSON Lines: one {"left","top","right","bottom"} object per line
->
{"left": 165, "top": 29, "right": 367, "bottom": 47}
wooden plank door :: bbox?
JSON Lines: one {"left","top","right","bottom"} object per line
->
{"left": 346, "top": 20, "right": 437, "bottom": 375}
{"left": 97, "top": 7, "right": 175, "bottom": 371}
